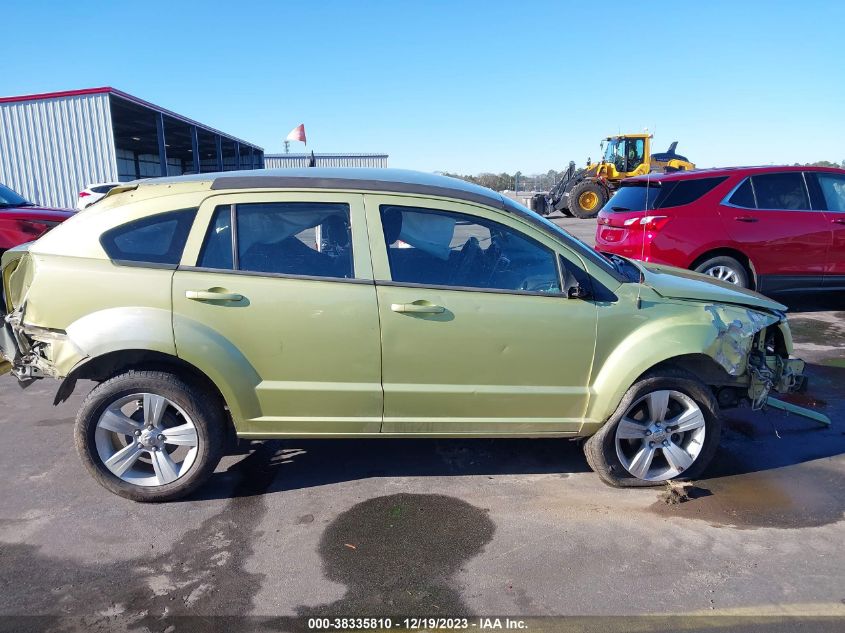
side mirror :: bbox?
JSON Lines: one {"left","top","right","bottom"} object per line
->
{"left": 567, "top": 284, "right": 590, "bottom": 300}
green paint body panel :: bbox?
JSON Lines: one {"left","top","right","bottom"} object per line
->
{"left": 0, "top": 171, "right": 811, "bottom": 438}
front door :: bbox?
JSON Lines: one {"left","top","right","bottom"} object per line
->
{"left": 173, "top": 192, "right": 382, "bottom": 435}
{"left": 366, "top": 194, "right": 598, "bottom": 434}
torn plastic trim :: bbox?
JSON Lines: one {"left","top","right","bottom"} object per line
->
{"left": 766, "top": 396, "right": 831, "bottom": 426}
{"left": 703, "top": 304, "right": 780, "bottom": 377}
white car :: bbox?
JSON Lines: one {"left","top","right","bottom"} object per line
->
{"left": 76, "top": 182, "right": 119, "bottom": 210}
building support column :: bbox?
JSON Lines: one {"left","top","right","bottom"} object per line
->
{"left": 191, "top": 125, "right": 200, "bottom": 174}
{"left": 215, "top": 135, "right": 223, "bottom": 171}
{"left": 250, "top": 147, "right": 255, "bottom": 169}
{"left": 155, "top": 113, "right": 168, "bottom": 177}
{"left": 235, "top": 142, "right": 241, "bottom": 170}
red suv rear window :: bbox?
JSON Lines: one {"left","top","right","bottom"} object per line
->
{"left": 606, "top": 176, "right": 728, "bottom": 212}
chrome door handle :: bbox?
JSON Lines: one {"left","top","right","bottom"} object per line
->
{"left": 390, "top": 302, "right": 445, "bottom": 314}
{"left": 734, "top": 216, "right": 759, "bottom": 223}
{"left": 831, "top": 218, "right": 845, "bottom": 225}
{"left": 186, "top": 290, "right": 243, "bottom": 302}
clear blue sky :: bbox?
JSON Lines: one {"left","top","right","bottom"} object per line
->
{"left": 3, "top": 0, "right": 843, "bottom": 174}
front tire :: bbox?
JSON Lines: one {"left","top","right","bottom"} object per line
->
{"left": 567, "top": 180, "right": 608, "bottom": 219}
{"left": 74, "top": 370, "right": 225, "bottom": 502}
{"left": 584, "top": 369, "right": 721, "bottom": 487}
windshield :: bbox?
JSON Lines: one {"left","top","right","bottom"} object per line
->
{"left": 0, "top": 183, "right": 31, "bottom": 207}
{"left": 603, "top": 139, "right": 620, "bottom": 163}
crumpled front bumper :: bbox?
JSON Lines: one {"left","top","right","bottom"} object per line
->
{"left": 702, "top": 304, "right": 827, "bottom": 424}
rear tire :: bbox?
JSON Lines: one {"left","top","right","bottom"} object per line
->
{"left": 567, "top": 180, "right": 608, "bottom": 219}
{"left": 693, "top": 255, "right": 749, "bottom": 288}
{"left": 584, "top": 369, "right": 721, "bottom": 488}
{"left": 74, "top": 370, "right": 225, "bottom": 502}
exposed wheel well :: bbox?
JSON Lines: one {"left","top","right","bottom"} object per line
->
{"left": 689, "top": 248, "right": 756, "bottom": 290}
{"left": 648, "top": 353, "right": 739, "bottom": 387}
{"left": 54, "top": 350, "right": 236, "bottom": 444}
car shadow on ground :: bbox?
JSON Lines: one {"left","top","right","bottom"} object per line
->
{"left": 777, "top": 291, "right": 845, "bottom": 313}
{"left": 192, "top": 436, "right": 592, "bottom": 502}
{"left": 190, "top": 362, "right": 844, "bottom": 504}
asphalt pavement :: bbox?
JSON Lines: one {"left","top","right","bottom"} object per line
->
{"left": 0, "top": 216, "right": 843, "bottom": 632}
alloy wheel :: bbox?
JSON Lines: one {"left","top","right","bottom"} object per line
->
{"left": 703, "top": 264, "right": 740, "bottom": 285}
{"left": 94, "top": 393, "right": 199, "bottom": 487}
{"left": 614, "top": 389, "right": 706, "bottom": 482}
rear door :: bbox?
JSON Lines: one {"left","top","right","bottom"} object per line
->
{"left": 366, "top": 194, "right": 598, "bottom": 434}
{"left": 810, "top": 171, "right": 845, "bottom": 288}
{"left": 173, "top": 192, "right": 382, "bottom": 435}
{"left": 720, "top": 171, "right": 831, "bottom": 291}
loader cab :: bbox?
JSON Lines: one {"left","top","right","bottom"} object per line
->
{"left": 601, "top": 136, "right": 649, "bottom": 176}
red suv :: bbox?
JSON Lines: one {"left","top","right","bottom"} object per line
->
{"left": 0, "top": 183, "right": 74, "bottom": 256}
{"left": 595, "top": 166, "right": 845, "bottom": 292}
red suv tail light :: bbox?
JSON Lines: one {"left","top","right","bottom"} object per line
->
{"left": 622, "top": 215, "right": 671, "bottom": 231}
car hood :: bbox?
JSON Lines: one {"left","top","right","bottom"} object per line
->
{"left": 635, "top": 262, "right": 787, "bottom": 313}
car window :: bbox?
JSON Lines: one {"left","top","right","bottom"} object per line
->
{"left": 602, "top": 184, "right": 660, "bottom": 212}
{"left": 100, "top": 208, "right": 197, "bottom": 265}
{"left": 817, "top": 173, "right": 845, "bottom": 212}
{"left": 0, "top": 183, "right": 30, "bottom": 206}
{"left": 198, "top": 206, "right": 234, "bottom": 270}
{"left": 728, "top": 178, "right": 756, "bottom": 208}
{"left": 658, "top": 177, "right": 728, "bottom": 208}
{"left": 199, "top": 202, "right": 353, "bottom": 279}
{"left": 751, "top": 173, "right": 810, "bottom": 210}
{"left": 380, "top": 205, "right": 561, "bottom": 294}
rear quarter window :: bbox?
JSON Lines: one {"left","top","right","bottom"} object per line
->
{"left": 100, "top": 208, "right": 197, "bottom": 266}
{"left": 728, "top": 178, "right": 756, "bottom": 208}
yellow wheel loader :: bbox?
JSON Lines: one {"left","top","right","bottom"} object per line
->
{"left": 536, "top": 134, "right": 695, "bottom": 219}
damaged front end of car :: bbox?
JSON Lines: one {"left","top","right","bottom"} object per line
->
{"left": 703, "top": 303, "right": 828, "bottom": 426}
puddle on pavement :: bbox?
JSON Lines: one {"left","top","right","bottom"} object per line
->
{"left": 779, "top": 393, "right": 828, "bottom": 409}
{"left": 724, "top": 417, "right": 757, "bottom": 438}
{"left": 0, "top": 440, "right": 282, "bottom": 628}
{"left": 788, "top": 318, "right": 845, "bottom": 348}
{"left": 297, "top": 493, "right": 495, "bottom": 617}
{"left": 650, "top": 465, "right": 845, "bottom": 529}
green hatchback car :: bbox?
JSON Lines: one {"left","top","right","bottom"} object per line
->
{"left": 0, "top": 169, "right": 809, "bottom": 501}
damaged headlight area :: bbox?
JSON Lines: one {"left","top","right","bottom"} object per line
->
{"left": 703, "top": 304, "right": 827, "bottom": 426}
{"left": 704, "top": 304, "right": 781, "bottom": 378}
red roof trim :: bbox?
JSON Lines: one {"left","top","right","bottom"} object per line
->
{"left": 0, "top": 87, "right": 262, "bottom": 150}
{"left": 0, "top": 86, "right": 114, "bottom": 103}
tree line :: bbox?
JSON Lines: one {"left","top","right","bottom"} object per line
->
{"left": 441, "top": 170, "right": 564, "bottom": 193}
{"left": 443, "top": 161, "right": 845, "bottom": 193}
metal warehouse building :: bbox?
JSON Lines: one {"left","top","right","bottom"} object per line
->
{"left": 0, "top": 87, "right": 264, "bottom": 208}
{"left": 264, "top": 153, "right": 388, "bottom": 168}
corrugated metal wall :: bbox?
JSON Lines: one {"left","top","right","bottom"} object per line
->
{"left": 0, "top": 93, "right": 117, "bottom": 208}
{"left": 263, "top": 153, "right": 388, "bottom": 169}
